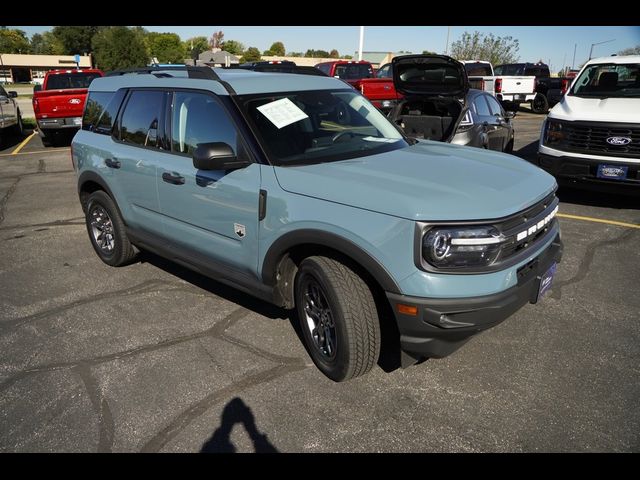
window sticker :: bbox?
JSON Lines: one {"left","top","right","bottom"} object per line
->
{"left": 256, "top": 98, "right": 309, "bottom": 129}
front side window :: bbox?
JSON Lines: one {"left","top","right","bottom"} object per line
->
{"left": 170, "top": 91, "right": 238, "bottom": 156}
{"left": 240, "top": 89, "right": 408, "bottom": 166}
{"left": 119, "top": 90, "right": 165, "bottom": 148}
{"left": 569, "top": 63, "right": 640, "bottom": 98}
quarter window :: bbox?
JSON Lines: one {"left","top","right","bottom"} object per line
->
{"left": 485, "top": 95, "right": 503, "bottom": 116}
{"left": 119, "top": 90, "right": 165, "bottom": 148}
{"left": 170, "top": 92, "right": 238, "bottom": 156}
{"left": 473, "top": 96, "right": 491, "bottom": 116}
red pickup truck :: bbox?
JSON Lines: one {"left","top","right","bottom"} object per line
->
{"left": 32, "top": 68, "right": 103, "bottom": 145}
{"left": 314, "top": 60, "right": 374, "bottom": 87}
{"left": 354, "top": 62, "right": 402, "bottom": 113}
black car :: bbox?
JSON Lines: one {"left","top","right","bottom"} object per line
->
{"left": 236, "top": 61, "right": 328, "bottom": 76}
{"left": 388, "top": 55, "right": 515, "bottom": 152}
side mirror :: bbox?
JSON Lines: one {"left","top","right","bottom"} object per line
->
{"left": 192, "top": 142, "right": 250, "bottom": 170}
{"left": 8, "top": 91, "right": 18, "bottom": 98}
{"left": 33, "top": 84, "right": 42, "bottom": 92}
{"left": 504, "top": 110, "right": 517, "bottom": 119}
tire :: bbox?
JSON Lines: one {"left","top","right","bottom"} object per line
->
{"left": 531, "top": 93, "right": 549, "bottom": 114}
{"left": 294, "top": 256, "right": 381, "bottom": 382}
{"left": 85, "top": 190, "right": 136, "bottom": 267}
{"left": 12, "top": 110, "right": 24, "bottom": 136}
{"left": 504, "top": 137, "right": 514, "bottom": 153}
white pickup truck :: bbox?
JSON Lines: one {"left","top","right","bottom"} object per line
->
{"left": 459, "top": 60, "right": 536, "bottom": 111}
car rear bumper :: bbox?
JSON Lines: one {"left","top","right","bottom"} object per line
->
{"left": 37, "top": 117, "right": 82, "bottom": 132}
{"left": 386, "top": 234, "right": 563, "bottom": 363}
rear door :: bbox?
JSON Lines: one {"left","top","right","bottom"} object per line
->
{"left": 483, "top": 94, "right": 510, "bottom": 151}
{"left": 155, "top": 90, "right": 261, "bottom": 277}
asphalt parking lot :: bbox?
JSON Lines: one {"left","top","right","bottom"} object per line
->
{"left": 1, "top": 112, "right": 638, "bottom": 452}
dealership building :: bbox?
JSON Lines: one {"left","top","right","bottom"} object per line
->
{"left": 0, "top": 53, "right": 93, "bottom": 84}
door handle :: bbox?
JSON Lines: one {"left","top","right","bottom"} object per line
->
{"left": 162, "top": 172, "right": 185, "bottom": 185}
{"left": 104, "top": 158, "right": 121, "bottom": 169}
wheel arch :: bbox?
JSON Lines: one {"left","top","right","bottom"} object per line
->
{"left": 78, "top": 171, "right": 120, "bottom": 217}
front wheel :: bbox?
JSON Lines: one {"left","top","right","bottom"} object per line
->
{"left": 85, "top": 190, "right": 137, "bottom": 267}
{"left": 295, "top": 256, "right": 381, "bottom": 382}
{"left": 13, "top": 111, "right": 24, "bottom": 136}
{"left": 531, "top": 93, "right": 549, "bottom": 114}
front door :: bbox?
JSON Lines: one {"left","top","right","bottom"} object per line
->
{"left": 484, "top": 94, "right": 510, "bottom": 151}
{"left": 155, "top": 90, "right": 261, "bottom": 277}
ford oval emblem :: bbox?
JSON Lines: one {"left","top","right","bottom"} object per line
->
{"left": 69, "top": 98, "right": 81, "bottom": 104}
{"left": 606, "top": 136, "right": 631, "bottom": 145}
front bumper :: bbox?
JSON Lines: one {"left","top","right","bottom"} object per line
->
{"left": 387, "top": 234, "right": 563, "bottom": 363}
{"left": 537, "top": 152, "right": 640, "bottom": 193}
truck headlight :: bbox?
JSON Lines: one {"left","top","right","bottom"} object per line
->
{"left": 422, "top": 226, "right": 504, "bottom": 269}
{"left": 543, "top": 119, "right": 565, "bottom": 145}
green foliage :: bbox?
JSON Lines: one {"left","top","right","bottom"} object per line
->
{"left": 287, "top": 52, "right": 303, "bottom": 57}
{"left": 239, "top": 47, "right": 261, "bottom": 64}
{"left": 0, "top": 27, "right": 31, "bottom": 53}
{"left": 422, "top": 50, "right": 437, "bottom": 55}
{"left": 92, "top": 26, "right": 149, "bottom": 71}
{"left": 329, "top": 49, "right": 339, "bottom": 58}
{"left": 146, "top": 32, "right": 184, "bottom": 63}
{"left": 221, "top": 40, "right": 245, "bottom": 55}
{"left": 269, "top": 41, "right": 285, "bottom": 56}
{"left": 263, "top": 50, "right": 274, "bottom": 56}
{"left": 343, "top": 55, "right": 353, "bottom": 60}
{"left": 52, "top": 26, "right": 105, "bottom": 54}
{"left": 450, "top": 31, "right": 520, "bottom": 65}
{"left": 30, "top": 32, "right": 65, "bottom": 55}
{"left": 184, "top": 36, "right": 209, "bottom": 58}
{"left": 305, "top": 49, "right": 330, "bottom": 58}
{"left": 618, "top": 45, "right": 640, "bottom": 55}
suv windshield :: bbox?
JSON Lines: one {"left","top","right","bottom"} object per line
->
{"left": 239, "top": 89, "right": 408, "bottom": 166}
{"left": 46, "top": 72, "right": 101, "bottom": 89}
{"left": 569, "top": 62, "right": 640, "bottom": 98}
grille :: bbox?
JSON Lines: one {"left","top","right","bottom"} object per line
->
{"left": 553, "top": 120, "right": 640, "bottom": 158}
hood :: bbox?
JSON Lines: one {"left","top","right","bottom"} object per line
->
{"left": 392, "top": 54, "right": 469, "bottom": 98}
{"left": 549, "top": 94, "right": 640, "bottom": 123}
{"left": 273, "top": 143, "right": 556, "bottom": 221}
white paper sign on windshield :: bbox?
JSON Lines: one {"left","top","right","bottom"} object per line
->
{"left": 256, "top": 98, "right": 309, "bottom": 129}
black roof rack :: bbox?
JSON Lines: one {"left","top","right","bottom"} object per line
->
{"left": 106, "top": 66, "right": 221, "bottom": 81}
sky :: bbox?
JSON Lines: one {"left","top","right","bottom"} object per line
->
{"left": 10, "top": 26, "right": 640, "bottom": 72}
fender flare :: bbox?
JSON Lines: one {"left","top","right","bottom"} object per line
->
{"left": 261, "top": 229, "right": 401, "bottom": 294}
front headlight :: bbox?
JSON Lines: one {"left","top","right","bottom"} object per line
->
{"left": 543, "top": 119, "right": 565, "bottom": 145}
{"left": 422, "top": 226, "right": 504, "bottom": 269}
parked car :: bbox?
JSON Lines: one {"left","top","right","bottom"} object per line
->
{"left": 0, "top": 85, "right": 24, "bottom": 145}
{"left": 538, "top": 55, "right": 640, "bottom": 194}
{"left": 73, "top": 65, "right": 563, "bottom": 382}
{"left": 356, "top": 62, "right": 401, "bottom": 113}
{"left": 386, "top": 55, "right": 515, "bottom": 152}
{"left": 32, "top": 68, "right": 104, "bottom": 146}
{"left": 236, "top": 61, "right": 328, "bottom": 76}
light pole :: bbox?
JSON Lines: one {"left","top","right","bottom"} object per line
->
{"left": 358, "top": 26, "right": 365, "bottom": 61}
{"left": 589, "top": 39, "right": 615, "bottom": 60}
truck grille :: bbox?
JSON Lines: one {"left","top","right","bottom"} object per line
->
{"left": 554, "top": 120, "right": 640, "bottom": 158}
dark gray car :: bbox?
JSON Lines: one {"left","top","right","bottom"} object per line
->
{"left": 451, "top": 89, "right": 515, "bottom": 152}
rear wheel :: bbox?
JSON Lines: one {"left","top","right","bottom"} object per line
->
{"left": 531, "top": 93, "right": 549, "bottom": 114}
{"left": 295, "top": 256, "right": 381, "bottom": 382}
{"left": 85, "top": 191, "right": 136, "bottom": 267}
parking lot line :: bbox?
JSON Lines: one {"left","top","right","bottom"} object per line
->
{"left": 0, "top": 147, "right": 70, "bottom": 158}
{"left": 11, "top": 131, "right": 36, "bottom": 155}
{"left": 558, "top": 213, "right": 640, "bottom": 230}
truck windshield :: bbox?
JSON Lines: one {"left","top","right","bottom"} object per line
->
{"left": 569, "top": 63, "right": 640, "bottom": 98}
{"left": 46, "top": 73, "right": 102, "bottom": 90}
{"left": 239, "top": 89, "right": 408, "bottom": 166}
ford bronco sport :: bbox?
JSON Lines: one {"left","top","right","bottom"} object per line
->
{"left": 73, "top": 65, "right": 563, "bottom": 382}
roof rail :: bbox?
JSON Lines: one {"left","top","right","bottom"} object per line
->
{"left": 106, "top": 66, "right": 221, "bottom": 81}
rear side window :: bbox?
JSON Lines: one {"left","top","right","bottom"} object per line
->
{"left": 119, "top": 90, "right": 165, "bottom": 149}
{"left": 46, "top": 73, "right": 102, "bottom": 90}
{"left": 82, "top": 90, "right": 125, "bottom": 134}
{"left": 170, "top": 91, "right": 238, "bottom": 156}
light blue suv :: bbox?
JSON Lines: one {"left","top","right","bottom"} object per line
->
{"left": 73, "top": 65, "right": 563, "bottom": 382}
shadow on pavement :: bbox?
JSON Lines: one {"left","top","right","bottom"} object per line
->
{"left": 200, "top": 397, "right": 278, "bottom": 453}
{"left": 558, "top": 184, "right": 640, "bottom": 210}
{"left": 514, "top": 139, "right": 539, "bottom": 163}
{"left": 0, "top": 128, "right": 33, "bottom": 151}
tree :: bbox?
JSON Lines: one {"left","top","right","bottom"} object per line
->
{"left": 618, "top": 45, "right": 640, "bottom": 55}
{"left": 184, "top": 36, "right": 209, "bottom": 57}
{"left": 450, "top": 31, "right": 520, "bottom": 65}
{"left": 287, "top": 51, "right": 303, "bottom": 57}
{"left": 422, "top": 50, "right": 437, "bottom": 55}
{"left": 0, "top": 27, "right": 31, "bottom": 53}
{"left": 329, "top": 49, "right": 340, "bottom": 58}
{"left": 221, "top": 40, "right": 244, "bottom": 55}
{"left": 146, "top": 32, "right": 184, "bottom": 63}
{"left": 263, "top": 50, "right": 274, "bottom": 56}
{"left": 30, "top": 32, "right": 64, "bottom": 55}
{"left": 52, "top": 26, "right": 105, "bottom": 54}
{"left": 305, "top": 49, "right": 330, "bottom": 58}
{"left": 92, "top": 26, "right": 149, "bottom": 71}
{"left": 209, "top": 31, "right": 224, "bottom": 50}
{"left": 343, "top": 55, "right": 353, "bottom": 60}
{"left": 269, "top": 41, "right": 285, "bottom": 56}
{"left": 239, "top": 47, "right": 261, "bottom": 64}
